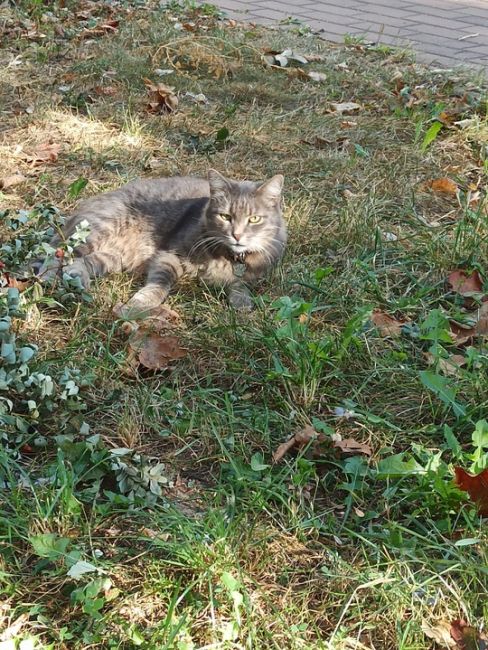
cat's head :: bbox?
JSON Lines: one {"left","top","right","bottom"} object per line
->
{"left": 205, "top": 169, "right": 285, "bottom": 260}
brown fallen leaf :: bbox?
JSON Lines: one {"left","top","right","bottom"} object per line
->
{"left": 130, "top": 332, "right": 186, "bottom": 370}
{"left": 23, "top": 142, "right": 61, "bottom": 166}
{"left": 370, "top": 309, "right": 406, "bottom": 337}
{"left": 94, "top": 85, "right": 118, "bottom": 96}
{"left": 454, "top": 466, "right": 488, "bottom": 516}
{"left": 333, "top": 437, "right": 372, "bottom": 456}
{"left": 340, "top": 120, "right": 357, "bottom": 128}
{"left": 424, "top": 352, "right": 467, "bottom": 377}
{"left": 272, "top": 425, "right": 322, "bottom": 463}
{"left": 305, "top": 54, "right": 324, "bottom": 62}
{"left": 447, "top": 270, "right": 483, "bottom": 295}
{"left": 301, "top": 136, "right": 332, "bottom": 149}
{"left": 329, "top": 101, "right": 362, "bottom": 115}
{"left": 6, "top": 275, "right": 30, "bottom": 292}
{"left": 422, "top": 620, "right": 457, "bottom": 648}
{"left": 449, "top": 302, "right": 488, "bottom": 344}
{"left": 144, "top": 78, "right": 178, "bottom": 114}
{"left": 0, "top": 173, "right": 26, "bottom": 190}
{"left": 449, "top": 321, "right": 476, "bottom": 345}
{"left": 450, "top": 619, "right": 488, "bottom": 650}
{"left": 428, "top": 177, "right": 459, "bottom": 195}
{"left": 81, "top": 19, "right": 119, "bottom": 37}
{"left": 114, "top": 302, "right": 186, "bottom": 370}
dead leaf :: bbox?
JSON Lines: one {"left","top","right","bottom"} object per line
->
{"left": 340, "top": 120, "right": 357, "bottom": 128}
{"left": 0, "top": 172, "right": 26, "bottom": 190}
{"left": 130, "top": 332, "right": 186, "bottom": 370}
{"left": 81, "top": 19, "right": 119, "bottom": 37}
{"left": 450, "top": 619, "right": 488, "bottom": 650}
{"left": 305, "top": 54, "right": 324, "bottom": 62}
{"left": 6, "top": 276, "right": 30, "bottom": 292}
{"left": 144, "top": 78, "right": 178, "bottom": 114}
{"left": 114, "top": 302, "right": 185, "bottom": 370}
{"left": 23, "top": 142, "right": 61, "bottom": 166}
{"left": 371, "top": 310, "right": 406, "bottom": 337}
{"left": 438, "top": 355, "right": 466, "bottom": 376}
{"left": 454, "top": 466, "right": 488, "bottom": 516}
{"left": 329, "top": 102, "right": 362, "bottom": 115}
{"left": 272, "top": 425, "right": 321, "bottom": 463}
{"left": 447, "top": 270, "right": 483, "bottom": 295}
{"left": 308, "top": 71, "right": 327, "bottom": 82}
{"left": 424, "top": 352, "right": 467, "bottom": 377}
{"left": 94, "top": 85, "right": 118, "bottom": 96}
{"left": 301, "top": 136, "right": 331, "bottom": 149}
{"left": 428, "top": 177, "right": 459, "bottom": 195}
{"left": 422, "top": 620, "right": 457, "bottom": 648}
{"left": 449, "top": 321, "right": 476, "bottom": 345}
{"left": 333, "top": 437, "right": 372, "bottom": 456}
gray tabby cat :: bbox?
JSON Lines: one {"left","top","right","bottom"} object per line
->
{"left": 40, "top": 169, "right": 286, "bottom": 315}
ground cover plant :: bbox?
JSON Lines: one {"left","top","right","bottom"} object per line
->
{"left": 0, "top": 0, "right": 487, "bottom": 647}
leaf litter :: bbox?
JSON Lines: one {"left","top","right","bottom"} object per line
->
{"left": 22, "top": 142, "right": 61, "bottom": 166}
{"left": 428, "top": 177, "right": 459, "bottom": 195}
{"left": 422, "top": 618, "right": 488, "bottom": 649}
{"left": 447, "top": 270, "right": 483, "bottom": 296}
{"left": 144, "top": 78, "right": 178, "bottom": 113}
{"left": 272, "top": 426, "right": 372, "bottom": 462}
{"left": 0, "top": 172, "right": 26, "bottom": 190}
{"left": 113, "top": 302, "right": 187, "bottom": 371}
{"left": 424, "top": 352, "right": 466, "bottom": 377}
{"left": 329, "top": 102, "right": 362, "bottom": 115}
{"left": 370, "top": 310, "right": 408, "bottom": 337}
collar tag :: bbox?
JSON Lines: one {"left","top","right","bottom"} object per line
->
{"left": 233, "top": 262, "right": 246, "bottom": 278}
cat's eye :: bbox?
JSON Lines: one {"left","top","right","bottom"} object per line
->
{"left": 218, "top": 213, "right": 232, "bottom": 222}
{"left": 248, "top": 215, "right": 262, "bottom": 224}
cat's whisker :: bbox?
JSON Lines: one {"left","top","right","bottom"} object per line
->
{"left": 189, "top": 236, "right": 223, "bottom": 257}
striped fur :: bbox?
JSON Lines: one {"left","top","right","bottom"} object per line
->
{"left": 40, "top": 169, "right": 286, "bottom": 314}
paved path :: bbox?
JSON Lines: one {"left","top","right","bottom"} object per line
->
{"left": 209, "top": 0, "right": 488, "bottom": 70}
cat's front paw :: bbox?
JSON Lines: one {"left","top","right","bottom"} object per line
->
{"left": 228, "top": 287, "right": 253, "bottom": 311}
{"left": 122, "top": 287, "right": 166, "bottom": 320}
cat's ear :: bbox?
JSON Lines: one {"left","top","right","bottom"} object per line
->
{"left": 208, "top": 169, "right": 230, "bottom": 198}
{"left": 256, "top": 174, "right": 284, "bottom": 205}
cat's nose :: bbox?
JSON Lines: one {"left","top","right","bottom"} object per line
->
{"left": 233, "top": 232, "right": 242, "bottom": 242}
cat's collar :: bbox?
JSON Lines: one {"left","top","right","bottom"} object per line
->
{"left": 233, "top": 262, "right": 246, "bottom": 278}
{"left": 233, "top": 251, "right": 248, "bottom": 264}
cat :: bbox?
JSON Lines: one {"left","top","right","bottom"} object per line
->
{"left": 39, "top": 169, "right": 286, "bottom": 315}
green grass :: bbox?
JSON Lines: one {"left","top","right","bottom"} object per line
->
{"left": 0, "top": 1, "right": 487, "bottom": 648}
